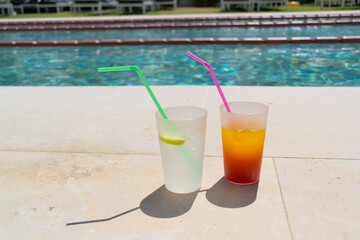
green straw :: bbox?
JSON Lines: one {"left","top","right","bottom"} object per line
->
{"left": 98, "top": 65, "right": 202, "bottom": 176}
{"left": 98, "top": 66, "right": 168, "bottom": 119}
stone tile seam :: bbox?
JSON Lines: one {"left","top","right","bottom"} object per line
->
{"left": 272, "top": 157, "right": 295, "bottom": 240}
{"left": 0, "top": 149, "right": 161, "bottom": 156}
{"left": 1, "top": 36, "right": 360, "bottom": 47}
{"left": 0, "top": 150, "right": 360, "bottom": 161}
{"left": 1, "top": 14, "right": 359, "bottom": 25}
{"left": 207, "top": 155, "right": 360, "bottom": 160}
{"left": 271, "top": 156, "right": 360, "bottom": 161}
{"left": 0, "top": 19, "right": 359, "bottom": 30}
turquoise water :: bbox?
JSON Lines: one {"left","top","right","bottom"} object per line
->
{"left": 0, "top": 44, "right": 359, "bottom": 86}
{"left": 0, "top": 25, "right": 360, "bottom": 41}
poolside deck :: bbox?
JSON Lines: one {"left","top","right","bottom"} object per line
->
{"left": 1, "top": 10, "right": 360, "bottom": 23}
{"left": 0, "top": 86, "right": 359, "bottom": 239}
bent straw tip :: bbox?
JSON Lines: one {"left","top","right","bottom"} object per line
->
{"left": 129, "top": 66, "right": 140, "bottom": 71}
{"left": 187, "top": 52, "right": 211, "bottom": 68}
{"left": 186, "top": 52, "right": 231, "bottom": 113}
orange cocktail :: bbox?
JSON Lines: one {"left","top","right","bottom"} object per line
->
{"left": 221, "top": 127, "right": 266, "bottom": 184}
{"left": 220, "top": 101, "right": 268, "bottom": 185}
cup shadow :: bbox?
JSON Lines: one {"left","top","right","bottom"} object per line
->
{"left": 206, "top": 177, "right": 259, "bottom": 208}
{"left": 140, "top": 185, "right": 198, "bottom": 218}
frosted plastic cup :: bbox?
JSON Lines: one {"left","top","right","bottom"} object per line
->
{"left": 220, "top": 101, "right": 269, "bottom": 185}
{"left": 156, "top": 106, "right": 207, "bottom": 194}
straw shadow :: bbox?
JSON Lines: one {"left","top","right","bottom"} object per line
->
{"left": 206, "top": 177, "right": 258, "bottom": 208}
{"left": 140, "top": 185, "right": 198, "bottom": 218}
{"left": 66, "top": 207, "right": 140, "bottom": 226}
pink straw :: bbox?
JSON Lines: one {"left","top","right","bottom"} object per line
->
{"left": 187, "top": 51, "right": 231, "bottom": 113}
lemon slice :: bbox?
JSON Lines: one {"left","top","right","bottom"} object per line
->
{"left": 159, "top": 135, "right": 185, "bottom": 145}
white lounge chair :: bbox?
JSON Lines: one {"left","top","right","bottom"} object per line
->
{"left": 315, "top": 0, "right": 354, "bottom": 9}
{"left": 9, "top": 0, "right": 71, "bottom": 14}
{"left": 18, "top": 0, "right": 39, "bottom": 13}
{"left": 37, "top": 0, "right": 69, "bottom": 13}
{"left": 71, "top": 0, "right": 154, "bottom": 16}
{"left": 117, "top": 0, "right": 154, "bottom": 14}
{"left": 72, "top": 0, "right": 100, "bottom": 15}
{"left": 56, "top": 0, "right": 73, "bottom": 13}
{"left": 0, "top": 0, "right": 14, "bottom": 15}
{"left": 14, "top": 0, "right": 60, "bottom": 14}
{"left": 220, "top": 0, "right": 253, "bottom": 12}
{"left": 98, "top": 0, "right": 118, "bottom": 15}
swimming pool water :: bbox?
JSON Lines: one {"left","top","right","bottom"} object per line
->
{"left": 0, "top": 44, "right": 359, "bottom": 86}
{"left": 0, "top": 25, "right": 359, "bottom": 41}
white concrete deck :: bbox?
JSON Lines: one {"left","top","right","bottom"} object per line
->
{"left": 0, "top": 86, "right": 359, "bottom": 239}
